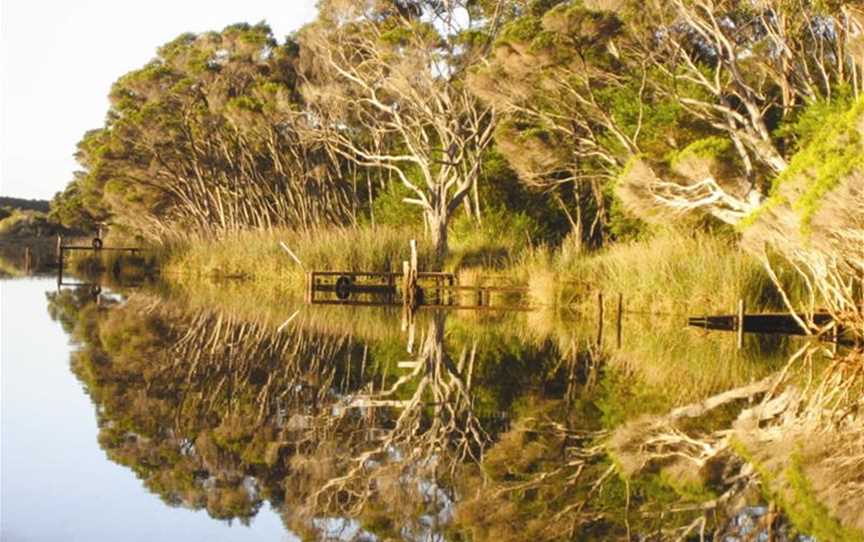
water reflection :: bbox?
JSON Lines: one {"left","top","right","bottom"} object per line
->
{"left": 43, "top": 279, "right": 826, "bottom": 541}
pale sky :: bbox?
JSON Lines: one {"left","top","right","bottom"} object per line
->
{"left": 0, "top": 0, "right": 319, "bottom": 201}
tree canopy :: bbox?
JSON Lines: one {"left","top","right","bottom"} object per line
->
{"left": 51, "top": 1, "right": 864, "bottom": 259}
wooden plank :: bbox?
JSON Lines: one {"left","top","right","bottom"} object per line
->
{"left": 60, "top": 246, "right": 144, "bottom": 252}
{"left": 308, "top": 270, "right": 455, "bottom": 279}
{"left": 312, "top": 284, "right": 397, "bottom": 295}
{"left": 441, "top": 285, "right": 529, "bottom": 293}
{"left": 688, "top": 312, "right": 834, "bottom": 335}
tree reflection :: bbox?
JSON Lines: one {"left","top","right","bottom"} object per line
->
{"left": 46, "top": 287, "right": 841, "bottom": 540}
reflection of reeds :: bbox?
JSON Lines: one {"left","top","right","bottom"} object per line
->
{"left": 607, "top": 313, "right": 795, "bottom": 405}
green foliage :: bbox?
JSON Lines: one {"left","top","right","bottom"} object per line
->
{"left": 368, "top": 182, "right": 424, "bottom": 228}
{"left": 57, "top": 23, "right": 357, "bottom": 240}
{"left": 669, "top": 136, "right": 732, "bottom": 167}
{"left": 773, "top": 86, "right": 856, "bottom": 152}
{"left": 0, "top": 197, "right": 50, "bottom": 213}
{"left": 0, "top": 209, "right": 72, "bottom": 238}
{"left": 746, "top": 96, "right": 864, "bottom": 232}
{"left": 449, "top": 207, "right": 542, "bottom": 269}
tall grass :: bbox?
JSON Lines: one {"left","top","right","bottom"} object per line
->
{"left": 512, "top": 231, "right": 803, "bottom": 314}
{"left": 164, "top": 226, "right": 436, "bottom": 293}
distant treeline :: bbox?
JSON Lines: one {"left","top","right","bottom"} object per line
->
{"left": 0, "top": 197, "right": 50, "bottom": 213}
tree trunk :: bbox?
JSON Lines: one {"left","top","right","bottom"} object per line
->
{"left": 428, "top": 209, "right": 449, "bottom": 268}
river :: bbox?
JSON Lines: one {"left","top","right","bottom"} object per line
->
{"left": 0, "top": 272, "right": 826, "bottom": 541}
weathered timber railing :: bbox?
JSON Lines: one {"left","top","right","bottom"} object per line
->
{"left": 687, "top": 303, "right": 859, "bottom": 348}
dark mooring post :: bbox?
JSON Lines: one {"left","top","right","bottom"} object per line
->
{"left": 596, "top": 291, "right": 604, "bottom": 348}
{"left": 616, "top": 293, "right": 623, "bottom": 349}
{"left": 737, "top": 298, "right": 746, "bottom": 350}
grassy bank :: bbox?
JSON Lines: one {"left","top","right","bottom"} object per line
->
{"left": 513, "top": 230, "right": 803, "bottom": 314}
{"left": 160, "top": 226, "right": 802, "bottom": 315}
{"left": 163, "top": 226, "right": 438, "bottom": 294}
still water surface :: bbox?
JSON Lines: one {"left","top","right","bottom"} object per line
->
{"left": 1, "top": 274, "right": 810, "bottom": 541}
{"left": 1, "top": 278, "right": 291, "bottom": 541}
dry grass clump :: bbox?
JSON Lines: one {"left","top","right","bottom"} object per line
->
{"left": 512, "top": 230, "right": 794, "bottom": 313}
{"left": 164, "top": 226, "right": 433, "bottom": 292}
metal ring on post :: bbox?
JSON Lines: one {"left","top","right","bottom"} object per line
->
{"left": 92, "top": 238, "right": 103, "bottom": 250}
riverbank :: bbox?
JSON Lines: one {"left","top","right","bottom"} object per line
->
{"left": 154, "top": 226, "right": 802, "bottom": 317}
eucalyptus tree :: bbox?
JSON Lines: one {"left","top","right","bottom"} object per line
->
{"left": 298, "top": 0, "right": 503, "bottom": 261}
{"left": 470, "top": 1, "right": 685, "bottom": 247}
{"left": 54, "top": 24, "right": 359, "bottom": 240}
{"left": 612, "top": 0, "right": 864, "bottom": 223}
{"left": 474, "top": 0, "right": 864, "bottom": 230}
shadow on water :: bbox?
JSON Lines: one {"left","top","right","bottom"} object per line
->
{"left": 42, "top": 270, "right": 836, "bottom": 541}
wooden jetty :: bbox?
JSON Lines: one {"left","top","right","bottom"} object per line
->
{"left": 306, "top": 270, "right": 530, "bottom": 310}
{"left": 54, "top": 234, "right": 148, "bottom": 288}
{"left": 305, "top": 240, "right": 529, "bottom": 311}
{"left": 688, "top": 312, "right": 835, "bottom": 336}
{"left": 686, "top": 300, "right": 857, "bottom": 349}
{"left": 56, "top": 234, "right": 146, "bottom": 257}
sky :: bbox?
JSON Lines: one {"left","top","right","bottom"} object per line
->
{"left": 0, "top": 0, "right": 319, "bottom": 201}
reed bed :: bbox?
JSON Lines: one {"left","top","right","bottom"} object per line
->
{"left": 163, "top": 226, "right": 436, "bottom": 293}
{"left": 510, "top": 231, "right": 804, "bottom": 314}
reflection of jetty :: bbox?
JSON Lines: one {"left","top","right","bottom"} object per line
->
{"left": 306, "top": 239, "right": 530, "bottom": 311}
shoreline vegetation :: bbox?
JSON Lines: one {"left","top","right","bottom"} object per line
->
{"left": 155, "top": 226, "right": 798, "bottom": 315}
{"left": 20, "top": 0, "right": 864, "bottom": 539}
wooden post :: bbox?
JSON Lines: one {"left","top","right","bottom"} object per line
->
{"left": 24, "top": 246, "right": 32, "bottom": 274}
{"left": 596, "top": 292, "right": 604, "bottom": 348}
{"left": 405, "top": 240, "right": 420, "bottom": 310}
{"left": 305, "top": 272, "right": 314, "bottom": 303}
{"left": 57, "top": 251, "right": 64, "bottom": 289}
{"left": 402, "top": 260, "right": 411, "bottom": 307}
{"left": 616, "top": 293, "right": 623, "bottom": 349}
{"left": 55, "top": 235, "right": 63, "bottom": 262}
{"left": 448, "top": 275, "right": 455, "bottom": 305}
{"left": 737, "top": 298, "right": 745, "bottom": 350}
